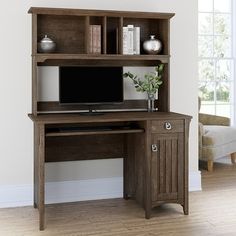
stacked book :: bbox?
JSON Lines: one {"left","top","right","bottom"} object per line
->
{"left": 123, "top": 25, "right": 140, "bottom": 55}
{"left": 89, "top": 25, "right": 101, "bottom": 54}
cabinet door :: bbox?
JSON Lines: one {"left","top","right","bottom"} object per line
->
{"left": 151, "top": 133, "right": 184, "bottom": 202}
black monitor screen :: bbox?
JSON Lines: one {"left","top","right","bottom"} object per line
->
{"left": 59, "top": 67, "right": 124, "bottom": 105}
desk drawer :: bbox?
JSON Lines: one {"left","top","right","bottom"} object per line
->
{"left": 151, "top": 120, "right": 184, "bottom": 133}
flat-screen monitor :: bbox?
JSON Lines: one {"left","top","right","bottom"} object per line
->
{"left": 59, "top": 67, "right": 124, "bottom": 105}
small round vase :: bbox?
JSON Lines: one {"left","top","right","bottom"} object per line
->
{"left": 38, "top": 35, "right": 56, "bottom": 53}
{"left": 143, "top": 35, "right": 162, "bottom": 55}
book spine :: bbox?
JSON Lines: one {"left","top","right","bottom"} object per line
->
{"left": 92, "top": 25, "right": 96, "bottom": 53}
{"left": 133, "top": 27, "right": 140, "bottom": 55}
{"left": 97, "top": 25, "right": 101, "bottom": 54}
{"left": 89, "top": 25, "right": 101, "bottom": 54}
{"left": 127, "top": 25, "right": 134, "bottom": 55}
{"left": 93, "top": 25, "right": 101, "bottom": 54}
{"left": 89, "top": 25, "right": 93, "bottom": 54}
{"left": 123, "top": 27, "right": 128, "bottom": 55}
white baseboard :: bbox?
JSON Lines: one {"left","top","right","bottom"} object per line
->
{"left": 0, "top": 172, "right": 201, "bottom": 208}
{"left": 189, "top": 171, "right": 202, "bottom": 191}
{"left": 0, "top": 177, "right": 123, "bottom": 208}
{"left": 0, "top": 184, "right": 33, "bottom": 208}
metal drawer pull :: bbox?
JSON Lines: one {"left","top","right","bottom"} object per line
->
{"left": 164, "top": 122, "right": 172, "bottom": 130}
{"left": 151, "top": 144, "right": 158, "bottom": 152}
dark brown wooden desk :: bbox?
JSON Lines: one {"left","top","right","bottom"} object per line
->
{"left": 29, "top": 111, "right": 191, "bottom": 230}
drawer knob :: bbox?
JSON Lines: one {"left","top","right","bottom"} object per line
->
{"left": 164, "top": 122, "right": 172, "bottom": 130}
{"left": 151, "top": 144, "right": 158, "bottom": 152}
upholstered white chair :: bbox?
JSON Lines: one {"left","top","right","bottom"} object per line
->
{"left": 199, "top": 99, "right": 236, "bottom": 171}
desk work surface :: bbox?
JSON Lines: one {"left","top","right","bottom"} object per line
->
{"left": 28, "top": 111, "right": 192, "bottom": 124}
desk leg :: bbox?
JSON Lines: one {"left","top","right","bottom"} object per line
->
{"left": 34, "top": 124, "right": 39, "bottom": 209}
{"left": 38, "top": 124, "right": 45, "bottom": 230}
{"left": 144, "top": 184, "right": 152, "bottom": 219}
{"left": 123, "top": 135, "right": 128, "bottom": 199}
{"left": 124, "top": 134, "right": 135, "bottom": 199}
{"left": 144, "top": 121, "right": 152, "bottom": 219}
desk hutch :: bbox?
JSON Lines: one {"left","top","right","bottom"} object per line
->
{"left": 28, "top": 7, "right": 191, "bottom": 230}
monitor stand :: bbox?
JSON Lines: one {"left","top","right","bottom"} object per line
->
{"left": 79, "top": 107, "right": 104, "bottom": 116}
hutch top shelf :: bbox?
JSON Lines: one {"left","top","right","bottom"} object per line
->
{"left": 28, "top": 7, "right": 175, "bottom": 19}
{"left": 29, "top": 7, "right": 174, "bottom": 64}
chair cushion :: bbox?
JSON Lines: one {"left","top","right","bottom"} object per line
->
{"left": 203, "top": 125, "right": 236, "bottom": 147}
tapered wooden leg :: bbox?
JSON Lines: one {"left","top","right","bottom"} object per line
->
{"left": 183, "top": 173, "right": 189, "bottom": 215}
{"left": 231, "top": 153, "right": 236, "bottom": 164}
{"left": 38, "top": 124, "right": 45, "bottom": 231}
{"left": 207, "top": 160, "right": 214, "bottom": 172}
{"left": 145, "top": 208, "right": 151, "bottom": 219}
{"left": 182, "top": 203, "right": 189, "bottom": 215}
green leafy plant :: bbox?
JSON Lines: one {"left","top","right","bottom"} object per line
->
{"left": 123, "top": 64, "right": 164, "bottom": 95}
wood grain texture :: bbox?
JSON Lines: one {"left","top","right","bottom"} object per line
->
{"left": 151, "top": 133, "right": 182, "bottom": 206}
{"left": 151, "top": 119, "right": 184, "bottom": 133}
{"left": 32, "top": 14, "right": 37, "bottom": 55}
{"left": 132, "top": 121, "right": 146, "bottom": 205}
{"left": 32, "top": 57, "right": 37, "bottom": 115}
{"left": 28, "top": 7, "right": 175, "bottom": 19}
{"left": 28, "top": 7, "right": 192, "bottom": 231}
{"left": 230, "top": 152, "right": 236, "bottom": 164}
{"left": 106, "top": 17, "right": 119, "bottom": 54}
{"left": 156, "top": 62, "right": 169, "bottom": 112}
{"left": 29, "top": 112, "right": 192, "bottom": 124}
{"left": 208, "top": 160, "right": 214, "bottom": 172}
{"left": 46, "top": 128, "right": 144, "bottom": 137}
{"left": 102, "top": 16, "right": 107, "bottom": 54}
{"left": 38, "top": 124, "right": 45, "bottom": 230}
{"left": 144, "top": 120, "right": 152, "bottom": 219}
{"left": 118, "top": 17, "right": 123, "bottom": 54}
{"left": 183, "top": 119, "right": 190, "bottom": 215}
{"left": 45, "top": 134, "right": 125, "bottom": 162}
{"left": 1, "top": 158, "right": 236, "bottom": 235}
{"left": 33, "top": 124, "right": 38, "bottom": 209}
{"left": 85, "top": 16, "right": 90, "bottom": 54}
{"left": 123, "top": 132, "right": 142, "bottom": 200}
{"left": 35, "top": 54, "right": 170, "bottom": 66}
{"left": 31, "top": 114, "right": 190, "bottom": 229}
{"left": 38, "top": 15, "right": 86, "bottom": 54}
{"left": 177, "top": 132, "right": 185, "bottom": 210}
{"left": 155, "top": 19, "right": 169, "bottom": 55}
{"left": 30, "top": 7, "right": 174, "bottom": 114}
{"left": 37, "top": 100, "right": 149, "bottom": 113}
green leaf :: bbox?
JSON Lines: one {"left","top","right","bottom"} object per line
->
{"left": 124, "top": 65, "right": 164, "bottom": 94}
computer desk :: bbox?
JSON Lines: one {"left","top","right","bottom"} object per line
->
{"left": 29, "top": 111, "right": 191, "bottom": 230}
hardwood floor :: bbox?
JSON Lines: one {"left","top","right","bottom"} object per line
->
{"left": 0, "top": 159, "right": 236, "bottom": 236}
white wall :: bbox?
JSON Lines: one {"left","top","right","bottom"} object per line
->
{"left": 0, "top": 0, "right": 199, "bottom": 205}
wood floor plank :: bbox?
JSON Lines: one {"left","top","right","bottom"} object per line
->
{"left": 0, "top": 157, "right": 236, "bottom": 235}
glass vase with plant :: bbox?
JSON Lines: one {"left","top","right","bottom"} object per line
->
{"left": 123, "top": 64, "right": 164, "bottom": 112}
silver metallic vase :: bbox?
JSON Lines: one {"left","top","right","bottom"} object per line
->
{"left": 147, "top": 93, "right": 157, "bottom": 112}
{"left": 38, "top": 35, "right": 56, "bottom": 53}
{"left": 143, "top": 35, "right": 162, "bottom": 55}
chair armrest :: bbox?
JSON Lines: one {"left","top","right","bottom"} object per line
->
{"left": 199, "top": 113, "right": 230, "bottom": 126}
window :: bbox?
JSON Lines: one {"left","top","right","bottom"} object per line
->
{"left": 198, "top": 0, "right": 234, "bottom": 119}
